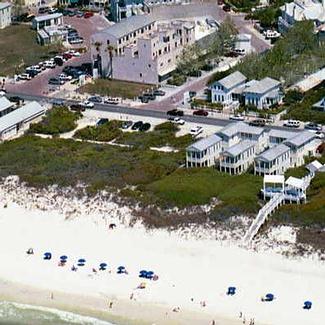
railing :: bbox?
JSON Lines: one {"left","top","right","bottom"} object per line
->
{"left": 243, "top": 193, "right": 285, "bottom": 244}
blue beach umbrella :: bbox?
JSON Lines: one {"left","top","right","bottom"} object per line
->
{"left": 117, "top": 266, "right": 126, "bottom": 274}
{"left": 43, "top": 252, "right": 52, "bottom": 260}
{"left": 139, "top": 270, "right": 147, "bottom": 278}
{"left": 99, "top": 263, "right": 107, "bottom": 270}
{"left": 77, "top": 258, "right": 86, "bottom": 266}
{"left": 265, "top": 293, "right": 274, "bottom": 301}
{"left": 227, "top": 287, "right": 236, "bottom": 295}
{"left": 303, "top": 301, "right": 312, "bottom": 310}
{"left": 60, "top": 255, "right": 68, "bottom": 260}
{"left": 146, "top": 271, "right": 154, "bottom": 279}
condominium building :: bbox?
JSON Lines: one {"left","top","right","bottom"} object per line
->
{"left": 255, "top": 143, "right": 291, "bottom": 175}
{"left": 219, "top": 140, "right": 256, "bottom": 175}
{"left": 0, "top": 2, "right": 11, "bottom": 29}
{"left": 186, "top": 134, "right": 222, "bottom": 168}
{"left": 91, "top": 16, "right": 195, "bottom": 83}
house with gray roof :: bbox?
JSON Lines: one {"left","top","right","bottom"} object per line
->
{"left": 255, "top": 143, "right": 291, "bottom": 175}
{"left": 210, "top": 71, "right": 247, "bottom": 105}
{"left": 0, "top": 97, "right": 15, "bottom": 117}
{"left": 243, "top": 77, "right": 282, "bottom": 109}
{"left": 268, "top": 129, "right": 297, "bottom": 147}
{"left": 219, "top": 140, "right": 256, "bottom": 174}
{"left": 0, "top": 101, "right": 45, "bottom": 141}
{"left": 284, "top": 131, "right": 321, "bottom": 167}
{"left": 186, "top": 134, "right": 222, "bottom": 167}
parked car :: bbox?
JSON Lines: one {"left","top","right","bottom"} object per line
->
{"left": 9, "top": 96, "right": 24, "bottom": 104}
{"left": 51, "top": 99, "right": 65, "bottom": 106}
{"left": 171, "top": 117, "right": 185, "bottom": 125}
{"left": 18, "top": 73, "right": 32, "bottom": 81}
{"left": 304, "top": 122, "right": 322, "bottom": 131}
{"left": 84, "top": 12, "right": 94, "bottom": 19}
{"left": 284, "top": 119, "right": 300, "bottom": 128}
{"left": 69, "top": 37, "right": 84, "bottom": 45}
{"left": 139, "top": 96, "right": 149, "bottom": 103}
{"left": 122, "top": 121, "right": 133, "bottom": 129}
{"left": 59, "top": 73, "right": 73, "bottom": 82}
{"left": 70, "top": 104, "right": 85, "bottom": 112}
{"left": 88, "top": 96, "right": 102, "bottom": 103}
{"left": 229, "top": 114, "right": 245, "bottom": 121}
{"left": 104, "top": 97, "right": 119, "bottom": 105}
{"left": 234, "top": 48, "right": 245, "bottom": 55}
{"left": 54, "top": 56, "right": 64, "bottom": 66}
{"left": 153, "top": 89, "right": 166, "bottom": 96}
{"left": 190, "top": 126, "right": 203, "bottom": 136}
{"left": 96, "top": 118, "right": 109, "bottom": 126}
{"left": 139, "top": 122, "right": 151, "bottom": 132}
{"left": 249, "top": 119, "right": 266, "bottom": 127}
{"left": 314, "top": 131, "right": 324, "bottom": 139}
{"left": 44, "top": 60, "right": 56, "bottom": 69}
{"left": 63, "top": 53, "right": 73, "bottom": 60}
{"left": 131, "top": 121, "right": 143, "bottom": 130}
{"left": 167, "top": 109, "right": 184, "bottom": 116}
{"left": 48, "top": 77, "right": 64, "bottom": 85}
{"left": 80, "top": 100, "right": 94, "bottom": 108}
{"left": 193, "top": 109, "right": 208, "bottom": 116}
{"left": 143, "top": 93, "right": 156, "bottom": 100}
{"left": 76, "top": 11, "right": 84, "bottom": 18}
{"left": 189, "top": 91, "right": 197, "bottom": 98}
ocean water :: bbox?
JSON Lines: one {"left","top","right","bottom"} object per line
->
{"left": 0, "top": 301, "right": 115, "bottom": 325}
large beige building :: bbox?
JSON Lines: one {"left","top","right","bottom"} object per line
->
{"left": 91, "top": 15, "right": 195, "bottom": 84}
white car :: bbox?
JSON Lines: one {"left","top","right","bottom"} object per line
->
{"left": 0, "top": 90, "right": 6, "bottom": 97}
{"left": 314, "top": 131, "right": 324, "bottom": 139}
{"left": 172, "top": 117, "right": 185, "bottom": 125}
{"left": 80, "top": 100, "right": 94, "bottom": 108}
{"left": 284, "top": 119, "right": 300, "bottom": 128}
{"left": 58, "top": 74, "right": 72, "bottom": 81}
{"left": 229, "top": 114, "right": 245, "bottom": 121}
{"left": 44, "top": 60, "right": 56, "bottom": 69}
{"left": 104, "top": 97, "right": 119, "bottom": 105}
{"left": 68, "top": 50, "right": 81, "bottom": 57}
{"left": 18, "top": 73, "right": 31, "bottom": 81}
{"left": 190, "top": 126, "right": 203, "bottom": 136}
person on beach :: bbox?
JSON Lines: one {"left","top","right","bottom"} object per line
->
{"left": 130, "top": 293, "right": 134, "bottom": 300}
{"left": 109, "top": 301, "right": 113, "bottom": 309}
{"left": 211, "top": 321, "right": 215, "bottom": 325}
{"left": 50, "top": 292, "right": 53, "bottom": 300}
{"left": 26, "top": 248, "right": 34, "bottom": 255}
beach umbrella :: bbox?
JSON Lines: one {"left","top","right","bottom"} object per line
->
{"left": 99, "top": 263, "right": 107, "bottom": 270}
{"left": 117, "top": 266, "right": 126, "bottom": 274}
{"left": 139, "top": 270, "right": 147, "bottom": 278}
{"left": 303, "top": 301, "right": 312, "bottom": 310}
{"left": 146, "top": 271, "right": 154, "bottom": 279}
{"left": 60, "top": 255, "right": 68, "bottom": 260}
{"left": 227, "top": 287, "right": 236, "bottom": 295}
{"left": 43, "top": 252, "right": 52, "bottom": 260}
{"left": 265, "top": 293, "right": 274, "bottom": 301}
{"left": 78, "top": 258, "right": 86, "bottom": 263}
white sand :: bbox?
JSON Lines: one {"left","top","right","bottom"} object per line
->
{"left": 0, "top": 179, "right": 324, "bottom": 325}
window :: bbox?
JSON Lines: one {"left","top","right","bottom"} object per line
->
{"left": 119, "top": 39, "right": 121, "bottom": 44}
{"left": 148, "top": 64, "right": 151, "bottom": 68}
{"left": 107, "top": 40, "right": 110, "bottom": 45}
{"left": 140, "top": 73, "right": 142, "bottom": 77}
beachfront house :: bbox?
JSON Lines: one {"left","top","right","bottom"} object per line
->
{"left": 210, "top": 71, "right": 247, "bottom": 105}
{"left": 186, "top": 134, "right": 222, "bottom": 167}
{"left": 284, "top": 131, "right": 321, "bottom": 167}
{"left": 219, "top": 140, "right": 256, "bottom": 174}
{"left": 0, "top": 97, "right": 15, "bottom": 117}
{"left": 243, "top": 77, "right": 282, "bottom": 109}
{"left": 0, "top": 2, "right": 11, "bottom": 29}
{"left": 216, "top": 121, "right": 268, "bottom": 153}
{"left": 0, "top": 101, "right": 45, "bottom": 141}
{"left": 254, "top": 143, "right": 291, "bottom": 175}
{"left": 268, "top": 129, "right": 297, "bottom": 147}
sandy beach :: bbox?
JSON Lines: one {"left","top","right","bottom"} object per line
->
{"left": 0, "top": 177, "right": 324, "bottom": 325}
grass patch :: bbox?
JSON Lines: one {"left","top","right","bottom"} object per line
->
{"left": 116, "top": 122, "right": 193, "bottom": 150}
{"left": 79, "top": 79, "right": 153, "bottom": 99}
{"left": 144, "top": 168, "right": 262, "bottom": 211}
{"left": 74, "top": 120, "right": 123, "bottom": 142}
{"left": 29, "top": 106, "right": 81, "bottom": 135}
{"left": 0, "top": 25, "right": 61, "bottom": 76}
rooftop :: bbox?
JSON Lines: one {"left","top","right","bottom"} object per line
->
{"left": 224, "top": 140, "right": 256, "bottom": 157}
{"left": 216, "top": 71, "right": 247, "bottom": 90}
{"left": 33, "top": 13, "right": 63, "bottom": 23}
{"left": 268, "top": 129, "right": 297, "bottom": 140}
{"left": 0, "top": 97, "right": 14, "bottom": 113}
{"left": 244, "top": 77, "right": 280, "bottom": 94}
{"left": 187, "top": 134, "right": 221, "bottom": 152}
{"left": 98, "top": 14, "right": 156, "bottom": 39}
{"left": 0, "top": 2, "right": 11, "bottom": 10}
{"left": 284, "top": 131, "right": 316, "bottom": 147}
{"left": 256, "top": 143, "right": 290, "bottom": 162}
{"left": 218, "top": 121, "right": 265, "bottom": 138}
{"left": 0, "top": 101, "right": 45, "bottom": 134}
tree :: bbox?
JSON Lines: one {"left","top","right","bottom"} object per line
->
{"left": 176, "top": 43, "right": 202, "bottom": 75}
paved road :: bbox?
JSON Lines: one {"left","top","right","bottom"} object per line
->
{"left": 7, "top": 91, "right": 301, "bottom": 133}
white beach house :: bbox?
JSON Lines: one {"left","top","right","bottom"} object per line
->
{"left": 210, "top": 71, "right": 247, "bottom": 105}
{"left": 268, "top": 129, "right": 297, "bottom": 147}
{"left": 254, "top": 143, "right": 292, "bottom": 175}
{"left": 284, "top": 131, "right": 321, "bottom": 167}
{"left": 219, "top": 140, "right": 256, "bottom": 174}
{"left": 217, "top": 121, "right": 268, "bottom": 153}
{"left": 186, "top": 134, "right": 222, "bottom": 167}
{"left": 0, "top": 101, "right": 45, "bottom": 141}
{"left": 243, "top": 77, "right": 282, "bottom": 109}
{"left": 32, "top": 13, "right": 63, "bottom": 31}
{"left": 0, "top": 2, "right": 11, "bottom": 29}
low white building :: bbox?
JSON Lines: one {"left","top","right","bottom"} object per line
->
{"left": 0, "top": 2, "right": 11, "bottom": 29}
{"left": 0, "top": 101, "right": 45, "bottom": 141}
{"left": 32, "top": 13, "right": 63, "bottom": 31}
{"left": 284, "top": 131, "right": 321, "bottom": 167}
{"left": 37, "top": 25, "right": 68, "bottom": 45}
{"left": 219, "top": 140, "right": 256, "bottom": 175}
{"left": 186, "top": 134, "right": 222, "bottom": 168}
{"left": 234, "top": 33, "right": 252, "bottom": 54}
{"left": 278, "top": 0, "right": 325, "bottom": 33}
{"left": 0, "top": 97, "right": 15, "bottom": 117}
{"left": 210, "top": 71, "right": 247, "bottom": 105}
{"left": 254, "top": 143, "right": 291, "bottom": 175}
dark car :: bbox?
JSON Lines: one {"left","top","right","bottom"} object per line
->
{"left": 131, "top": 121, "right": 143, "bottom": 130}
{"left": 48, "top": 78, "right": 62, "bottom": 85}
{"left": 88, "top": 96, "right": 102, "bottom": 103}
{"left": 143, "top": 93, "right": 156, "bottom": 100}
{"left": 249, "top": 119, "right": 266, "bottom": 127}
{"left": 153, "top": 89, "right": 166, "bottom": 96}
{"left": 84, "top": 12, "right": 94, "bottom": 18}
{"left": 51, "top": 99, "right": 65, "bottom": 106}
{"left": 167, "top": 109, "right": 184, "bottom": 116}
{"left": 223, "top": 4, "right": 231, "bottom": 11}
{"left": 68, "top": 10, "right": 76, "bottom": 17}
{"left": 304, "top": 122, "right": 322, "bottom": 131}
{"left": 54, "top": 57, "right": 64, "bottom": 66}
{"left": 193, "top": 109, "right": 208, "bottom": 116}
{"left": 70, "top": 104, "right": 85, "bottom": 112}
{"left": 139, "top": 123, "right": 151, "bottom": 132}
{"left": 96, "top": 118, "right": 109, "bottom": 126}
{"left": 122, "top": 121, "right": 133, "bottom": 129}
{"left": 139, "top": 96, "right": 149, "bottom": 103}
{"left": 9, "top": 96, "right": 24, "bottom": 104}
